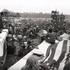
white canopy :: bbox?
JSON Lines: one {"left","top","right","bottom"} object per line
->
{"left": 0, "top": 29, "right": 8, "bottom": 56}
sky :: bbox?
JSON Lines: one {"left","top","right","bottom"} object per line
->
{"left": 0, "top": 0, "right": 70, "bottom": 14}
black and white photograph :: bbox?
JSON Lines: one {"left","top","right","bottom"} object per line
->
{"left": 0, "top": 0, "right": 70, "bottom": 70}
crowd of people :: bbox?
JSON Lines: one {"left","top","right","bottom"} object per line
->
{"left": 6, "top": 21, "right": 59, "bottom": 57}
{"left": 0, "top": 10, "right": 70, "bottom": 70}
{"left": 21, "top": 30, "right": 70, "bottom": 70}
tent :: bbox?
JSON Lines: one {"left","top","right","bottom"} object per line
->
{"left": 0, "top": 29, "right": 8, "bottom": 56}
{"left": 0, "top": 29, "right": 8, "bottom": 69}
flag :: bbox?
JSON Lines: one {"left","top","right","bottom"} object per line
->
{"left": 44, "top": 40, "right": 70, "bottom": 70}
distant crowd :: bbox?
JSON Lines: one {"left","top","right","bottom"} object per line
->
{"left": 1, "top": 16, "right": 69, "bottom": 57}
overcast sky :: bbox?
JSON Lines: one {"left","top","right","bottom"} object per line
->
{"left": 0, "top": 0, "right": 70, "bottom": 14}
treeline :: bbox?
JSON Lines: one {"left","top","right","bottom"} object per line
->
{"left": 1, "top": 9, "right": 70, "bottom": 22}
{"left": 20, "top": 13, "right": 51, "bottom": 18}
{"left": 0, "top": 9, "right": 21, "bottom": 17}
{"left": 0, "top": 9, "right": 50, "bottom": 18}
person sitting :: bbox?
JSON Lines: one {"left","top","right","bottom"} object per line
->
{"left": 46, "top": 29, "right": 57, "bottom": 44}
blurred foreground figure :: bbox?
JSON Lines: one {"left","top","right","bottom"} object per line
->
{"left": 63, "top": 62, "right": 70, "bottom": 70}
{"left": 46, "top": 29, "right": 56, "bottom": 44}
{"left": 21, "top": 56, "right": 40, "bottom": 70}
{"left": 63, "top": 52, "right": 70, "bottom": 70}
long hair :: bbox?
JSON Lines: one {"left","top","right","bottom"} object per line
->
{"left": 21, "top": 56, "right": 40, "bottom": 70}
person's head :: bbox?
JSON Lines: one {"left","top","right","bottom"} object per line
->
{"left": 49, "top": 29, "right": 52, "bottom": 33}
{"left": 21, "top": 57, "right": 39, "bottom": 70}
{"left": 40, "top": 63, "right": 49, "bottom": 70}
